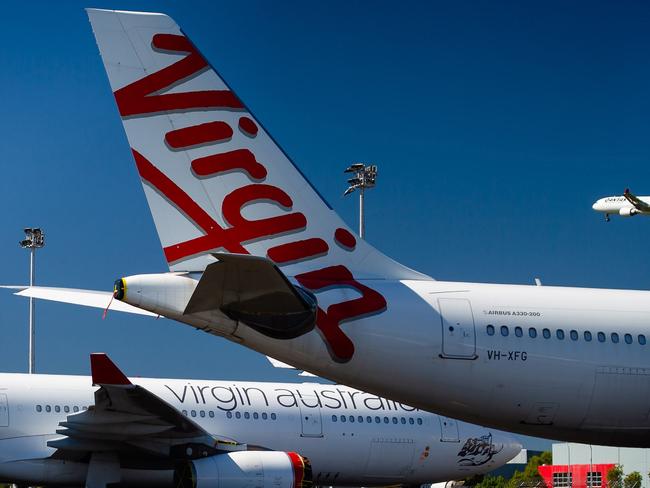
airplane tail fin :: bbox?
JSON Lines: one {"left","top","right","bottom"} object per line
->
{"left": 87, "top": 9, "right": 429, "bottom": 281}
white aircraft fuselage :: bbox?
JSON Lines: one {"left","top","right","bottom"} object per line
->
{"left": 0, "top": 373, "right": 519, "bottom": 486}
{"left": 119, "top": 273, "right": 650, "bottom": 447}
{"left": 592, "top": 194, "right": 650, "bottom": 219}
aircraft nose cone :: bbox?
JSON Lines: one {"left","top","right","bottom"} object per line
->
{"left": 493, "top": 431, "right": 523, "bottom": 464}
{"left": 592, "top": 200, "right": 602, "bottom": 211}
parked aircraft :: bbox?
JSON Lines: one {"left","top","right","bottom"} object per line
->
{"left": 0, "top": 353, "right": 519, "bottom": 487}
{"left": 592, "top": 189, "right": 650, "bottom": 221}
{"left": 11, "top": 8, "right": 650, "bottom": 448}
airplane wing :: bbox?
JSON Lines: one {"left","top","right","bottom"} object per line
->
{"left": 48, "top": 354, "right": 245, "bottom": 461}
{"left": 623, "top": 188, "right": 650, "bottom": 212}
{"left": 1, "top": 286, "right": 158, "bottom": 317}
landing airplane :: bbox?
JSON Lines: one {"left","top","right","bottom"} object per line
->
{"left": 0, "top": 353, "right": 519, "bottom": 487}
{"left": 592, "top": 189, "right": 650, "bottom": 221}
{"left": 12, "top": 8, "right": 650, "bottom": 447}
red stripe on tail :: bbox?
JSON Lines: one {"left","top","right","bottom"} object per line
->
{"left": 165, "top": 121, "right": 233, "bottom": 149}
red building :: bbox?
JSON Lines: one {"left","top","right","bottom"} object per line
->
{"left": 538, "top": 464, "right": 616, "bottom": 488}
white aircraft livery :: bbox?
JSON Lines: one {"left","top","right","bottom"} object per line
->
{"left": 13, "top": 8, "right": 650, "bottom": 448}
{"left": 592, "top": 188, "right": 650, "bottom": 221}
{"left": 0, "top": 354, "right": 520, "bottom": 487}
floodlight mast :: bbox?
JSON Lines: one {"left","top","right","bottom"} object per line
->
{"left": 343, "top": 163, "right": 377, "bottom": 239}
{"left": 19, "top": 228, "right": 44, "bottom": 374}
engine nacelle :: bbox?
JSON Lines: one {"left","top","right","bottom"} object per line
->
{"left": 619, "top": 207, "right": 639, "bottom": 217}
{"left": 174, "top": 451, "right": 312, "bottom": 488}
{"left": 114, "top": 273, "right": 198, "bottom": 318}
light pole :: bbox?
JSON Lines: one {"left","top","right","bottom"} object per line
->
{"left": 343, "top": 163, "right": 378, "bottom": 239}
{"left": 19, "top": 228, "right": 45, "bottom": 374}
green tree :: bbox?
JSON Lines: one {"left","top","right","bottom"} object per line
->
{"left": 607, "top": 465, "right": 624, "bottom": 488}
{"left": 475, "top": 475, "right": 509, "bottom": 488}
{"left": 464, "top": 451, "right": 552, "bottom": 488}
{"left": 624, "top": 471, "right": 642, "bottom": 488}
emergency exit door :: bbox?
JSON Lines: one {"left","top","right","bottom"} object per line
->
{"left": 298, "top": 397, "right": 323, "bottom": 437}
{"left": 439, "top": 416, "right": 459, "bottom": 442}
{"left": 439, "top": 298, "right": 477, "bottom": 359}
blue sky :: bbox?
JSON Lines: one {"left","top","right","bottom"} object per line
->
{"left": 1, "top": 1, "right": 649, "bottom": 450}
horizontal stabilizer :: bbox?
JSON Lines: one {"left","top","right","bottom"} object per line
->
{"left": 185, "top": 253, "right": 317, "bottom": 339}
{"left": 5, "top": 286, "right": 158, "bottom": 317}
{"left": 265, "top": 356, "right": 317, "bottom": 377}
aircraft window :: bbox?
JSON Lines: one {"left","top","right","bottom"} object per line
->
{"left": 226, "top": 411, "right": 232, "bottom": 418}
{"left": 55, "top": 406, "right": 61, "bottom": 413}
{"left": 375, "top": 416, "right": 381, "bottom": 423}
{"left": 64, "top": 406, "right": 70, "bottom": 413}
{"left": 235, "top": 412, "right": 241, "bottom": 419}
{"left": 358, "top": 416, "right": 364, "bottom": 423}
{"left": 570, "top": 330, "right": 578, "bottom": 341}
{"left": 36, "top": 405, "right": 42, "bottom": 412}
{"left": 200, "top": 410, "right": 205, "bottom": 418}
{"left": 366, "top": 416, "right": 372, "bottom": 423}
{"left": 383, "top": 417, "right": 389, "bottom": 424}
{"left": 191, "top": 410, "right": 197, "bottom": 417}
{"left": 183, "top": 410, "right": 188, "bottom": 416}
{"left": 271, "top": 413, "right": 277, "bottom": 420}
{"left": 244, "top": 412, "right": 250, "bottom": 419}
{"left": 332, "top": 415, "right": 337, "bottom": 422}
{"left": 74, "top": 406, "right": 79, "bottom": 412}
{"left": 500, "top": 326, "right": 509, "bottom": 337}
{"left": 486, "top": 325, "right": 495, "bottom": 336}
{"left": 253, "top": 412, "right": 258, "bottom": 419}
{"left": 409, "top": 418, "right": 414, "bottom": 425}
{"left": 340, "top": 415, "right": 346, "bottom": 423}
{"left": 625, "top": 334, "right": 633, "bottom": 344}
{"left": 598, "top": 332, "right": 606, "bottom": 342}
{"left": 514, "top": 327, "right": 523, "bottom": 337}
{"left": 401, "top": 417, "right": 406, "bottom": 424}
{"left": 392, "top": 417, "right": 398, "bottom": 424}
{"left": 556, "top": 329, "right": 565, "bottom": 340}
{"left": 611, "top": 333, "right": 619, "bottom": 344}
{"left": 542, "top": 328, "right": 551, "bottom": 339}
{"left": 262, "top": 412, "right": 268, "bottom": 420}
{"left": 529, "top": 328, "right": 537, "bottom": 338}
{"left": 639, "top": 335, "right": 647, "bottom": 345}
{"left": 209, "top": 411, "right": 215, "bottom": 418}
{"left": 349, "top": 415, "right": 355, "bottom": 423}
{"left": 45, "top": 405, "right": 51, "bottom": 412}
{"left": 417, "top": 418, "right": 423, "bottom": 425}
{"left": 584, "top": 331, "right": 592, "bottom": 342}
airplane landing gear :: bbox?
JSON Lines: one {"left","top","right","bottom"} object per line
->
{"left": 605, "top": 213, "right": 610, "bottom": 222}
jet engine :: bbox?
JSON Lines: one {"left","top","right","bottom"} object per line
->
{"left": 619, "top": 207, "right": 639, "bottom": 217}
{"left": 174, "top": 451, "right": 312, "bottom": 488}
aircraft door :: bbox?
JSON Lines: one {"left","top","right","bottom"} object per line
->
{"left": 0, "top": 394, "right": 8, "bottom": 427}
{"left": 298, "top": 397, "right": 323, "bottom": 437}
{"left": 439, "top": 416, "right": 459, "bottom": 442}
{"left": 438, "top": 298, "right": 477, "bottom": 359}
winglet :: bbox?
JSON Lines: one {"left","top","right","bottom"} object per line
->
{"left": 90, "top": 353, "right": 132, "bottom": 386}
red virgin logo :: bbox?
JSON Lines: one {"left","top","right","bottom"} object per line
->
{"left": 115, "top": 33, "right": 387, "bottom": 362}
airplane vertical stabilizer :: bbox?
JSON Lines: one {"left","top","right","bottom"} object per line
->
{"left": 87, "top": 9, "right": 430, "bottom": 280}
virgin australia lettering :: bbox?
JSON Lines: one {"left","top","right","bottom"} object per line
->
{"left": 0, "top": 354, "right": 520, "bottom": 487}
{"left": 164, "top": 383, "right": 418, "bottom": 413}
{"left": 13, "top": 8, "right": 650, "bottom": 448}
